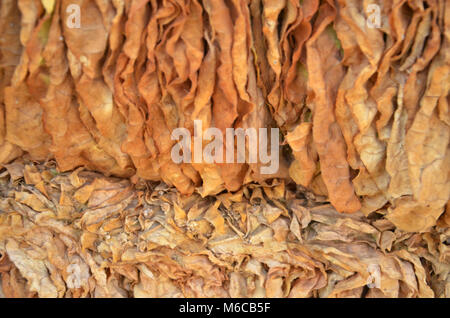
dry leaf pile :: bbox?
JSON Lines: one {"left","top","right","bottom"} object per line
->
{"left": 0, "top": 0, "right": 449, "bottom": 297}
{"left": 0, "top": 160, "right": 448, "bottom": 298}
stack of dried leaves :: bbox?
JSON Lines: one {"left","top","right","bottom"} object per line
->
{"left": 0, "top": 0, "right": 449, "bottom": 297}
{"left": 0, "top": 160, "right": 448, "bottom": 297}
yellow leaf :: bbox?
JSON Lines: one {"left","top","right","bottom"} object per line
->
{"left": 41, "top": 0, "right": 55, "bottom": 14}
